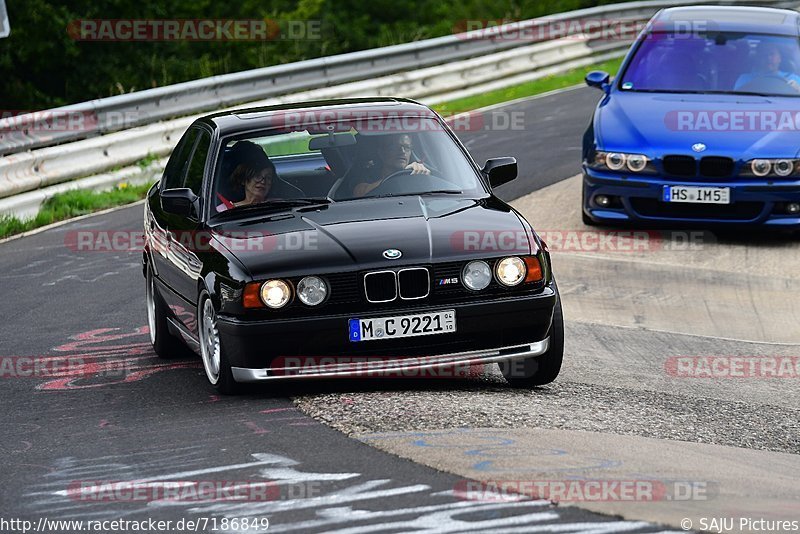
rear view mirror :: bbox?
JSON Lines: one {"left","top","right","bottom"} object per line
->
{"left": 308, "top": 132, "right": 357, "bottom": 150}
{"left": 482, "top": 157, "right": 517, "bottom": 188}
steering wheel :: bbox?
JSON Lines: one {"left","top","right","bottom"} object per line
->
{"left": 368, "top": 169, "right": 453, "bottom": 196}
{"left": 739, "top": 74, "right": 800, "bottom": 94}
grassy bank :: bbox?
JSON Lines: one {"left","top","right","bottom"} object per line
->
{"left": 0, "top": 182, "right": 154, "bottom": 240}
{"left": 433, "top": 57, "right": 622, "bottom": 115}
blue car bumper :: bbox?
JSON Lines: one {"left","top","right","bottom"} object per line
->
{"left": 582, "top": 166, "right": 800, "bottom": 228}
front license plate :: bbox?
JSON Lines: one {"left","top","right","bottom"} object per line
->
{"left": 663, "top": 186, "right": 730, "bottom": 204}
{"left": 349, "top": 310, "right": 456, "bottom": 342}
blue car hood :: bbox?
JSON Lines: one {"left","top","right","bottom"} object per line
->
{"left": 596, "top": 92, "right": 800, "bottom": 159}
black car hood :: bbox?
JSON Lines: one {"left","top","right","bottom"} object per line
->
{"left": 210, "top": 196, "right": 534, "bottom": 278}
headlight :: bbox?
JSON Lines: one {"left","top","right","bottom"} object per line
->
{"left": 743, "top": 158, "right": 800, "bottom": 178}
{"left": 751, "top": 159, "right": 771, "bottom": 177}
{"left": 626, "top": 154, "right": 648, "bottom": 172}
{"left": 495, "top": 257, "right": 526, "bottom": 287}
{"left": 297, "top": 276, "right": 328, "bottom": 306}
{"left": 260, "top": 280, "right": 292, "bottom": 308}
{"left": 774, "top": 159, "right": 794, "bottom": 177}
{"left": 605, "top": 152, "right": 626, "bottom": 171}
{"left": 593, "top": 151, "right": 653, "bottom": 173}
{"left": 462, "top": 261, "right": 491, "bottom": 291}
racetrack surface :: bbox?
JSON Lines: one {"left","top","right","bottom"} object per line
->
{"left": 1, "top": 86, "right": 797, "bottom": 532}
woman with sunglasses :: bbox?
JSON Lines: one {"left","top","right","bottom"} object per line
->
{"left": 216, "top": 140, "right": 276, "bottom": 212}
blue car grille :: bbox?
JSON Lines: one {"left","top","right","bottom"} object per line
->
{"left": 663, "top": 155, "right": 696, "bottom": 177}
{"left": 662, "top": 155, "right": 734, "bottom": 180}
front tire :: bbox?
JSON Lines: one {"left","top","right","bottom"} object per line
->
{"left": 146, "top": 267, "right": 187, "bottom": 359}
{"left": 500, "top": 288, "right": 564, "bottom": 387}
{"left": 197, "top": 291, "right": 239, "bottom": 395}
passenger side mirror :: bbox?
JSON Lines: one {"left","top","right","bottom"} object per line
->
{"left": 161, "top": 188, "right": 200, "bottom": 219}
{"left": 585, "top": 71, "right": 611, "bottom": 93}
{"left": 482, "top": 157, "right": 517, "bottom": 188}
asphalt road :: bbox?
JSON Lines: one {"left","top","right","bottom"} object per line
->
{"left": 0, "top": 87, "right": 677, "bottom": 532}
{"left": 463, "top": 87, "right": 600, "bottom": 202}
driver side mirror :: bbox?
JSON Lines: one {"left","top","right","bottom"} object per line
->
{"left": 585, "top": 71, "right": 611, "bottom": 93}
{"left": 482, "top": 157, "right": 517, "bottom": 188}
{"left": 161, "top": 188, "right": 200, "bottom": 219}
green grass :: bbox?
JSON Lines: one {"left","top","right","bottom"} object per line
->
{"left": 433, "top": 57, "right": 623, "bottom": 115}
{"left": 0, "top": 57, "right": 624, "bottom": 240}
{"left": 0, "top": 181, "right": 154, "bottom": 240}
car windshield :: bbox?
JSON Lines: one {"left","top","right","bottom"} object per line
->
{"left": 211, "top": 116, "right": 484, "bottom": 215}
{"left": 620, "top": 31, "right": 800, "bottom": 97}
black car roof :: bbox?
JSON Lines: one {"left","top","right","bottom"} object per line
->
{"left": 650, "top": 6, "right": 800, "bottom": 36}
{"left": 195, "top": 98, "right": 438, "bottom": 136}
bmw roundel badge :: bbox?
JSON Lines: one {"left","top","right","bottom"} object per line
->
{"left": 382, "top": 249, "right": 402, "bottom": 260}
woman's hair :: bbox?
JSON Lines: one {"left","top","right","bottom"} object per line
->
{"left": 227, "top": 141, "right": 276, "bottom": 189}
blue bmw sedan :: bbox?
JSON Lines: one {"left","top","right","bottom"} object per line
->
{"left": 582, "top": 6, "right": 800, "bottom": 228}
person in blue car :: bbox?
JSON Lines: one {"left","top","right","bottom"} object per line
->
{"left": 734, "top": 42, "right": 800, "bottom": 93}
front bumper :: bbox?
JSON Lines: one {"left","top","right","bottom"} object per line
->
{"left": 583, "top": 167, "right": 800, "bottom": 227}
{"left": 231, "top": 339, "right": 550, "bottom": 382}
{"left": 217, "top": 285, "right": 557, "bottom": 378}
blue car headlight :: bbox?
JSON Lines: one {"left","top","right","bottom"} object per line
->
{"left": 741, "top": 159, "right": 800, "bottom": 178}
{"left": 591, "top": 151, "right": 656, "bottom": 174}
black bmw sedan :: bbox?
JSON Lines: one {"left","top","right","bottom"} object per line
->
{"left": 143, "top": 97, "right": 562, "bottom": 394}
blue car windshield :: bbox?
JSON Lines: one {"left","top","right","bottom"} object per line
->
{"left": 620, "top": 32, "right": 800, "bottom": 97}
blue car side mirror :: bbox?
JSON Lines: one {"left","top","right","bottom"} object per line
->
{"left": 585, "top": 71, "right": 611, "bottom": 93}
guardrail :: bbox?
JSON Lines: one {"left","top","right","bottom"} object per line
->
{"left": 0, "top": 0, "right": 797, "bottom": 218}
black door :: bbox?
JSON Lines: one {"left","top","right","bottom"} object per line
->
{"left": 149, "top": 127, "right": 199, "bottom": 293}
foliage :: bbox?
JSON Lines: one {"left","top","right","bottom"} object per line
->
{"left": 0, "top": 0, "right": 630, "bottom": 109}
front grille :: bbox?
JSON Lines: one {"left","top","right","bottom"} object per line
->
{"left": 663, "top": 155, "right": 696, "bottom": 177}
{"left": 630, "top": 198, "right": 763, "bottom": 220}
{"left": 247, "top": 261, "right": 546, "bottom": 319}
{"left": 398, "top": 268, "right": 430, "bottom": 300}
{"left": 364, "top": 271, "right": 397, "bottom": 303}
{"left": 699, "top": 156, "right": 734, "bottom": 178}
{"left": 663, "top": 155, "right": 735, "bottom": 180}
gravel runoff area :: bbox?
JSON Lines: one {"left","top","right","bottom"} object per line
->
{"left": 294, "top": 377, "right": 800, "bottom": 455}
{"left": 293, "top": 321, "right": 800, "bottom": 456}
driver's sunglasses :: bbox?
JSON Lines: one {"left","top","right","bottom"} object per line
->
{"left": 249, "top": 172, "right": 273, "bottom": 183}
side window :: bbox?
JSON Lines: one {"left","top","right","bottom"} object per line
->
{"left": 184, "top": 131, "right": 211, "bottom": 197}
{"left": 162, "top": 128, "right": 199, "bottom": 190}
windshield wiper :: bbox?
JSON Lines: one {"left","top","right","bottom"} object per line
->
{"left": 372, "top": 190, "right": 463, "bottom": 199}
{"left": 214, "top": 197, "right": 332, "bottom": 218}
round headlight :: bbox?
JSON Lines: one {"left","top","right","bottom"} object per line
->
{"left": 626, "top": 154, "right": 648, "bottom": 172}
{"left": 774, "top": 159, "right": 794, "bottom": 177}
{"left": 260, "top": 280, "right": 292, "bottom": 309}
{"left": 751, "top": 159, "right": 772, "bottom": 177}
{"left": 605, "top": 152, "right": 626, "bottom": 171}
{"left": 462, "top": 261, "right": 492, "bottom": 291}
{"left": 495, "top": 257, "right": 526, "bottom": 287}
{"left": 297, "top": 276, "right": 328, "bottom": 306}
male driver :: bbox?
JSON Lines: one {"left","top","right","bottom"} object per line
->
{"left": 352, "top": 134, "right": 430, "bottom": 197}
{"left": 735, "top": 42, "right": 800, "bottom": 92}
